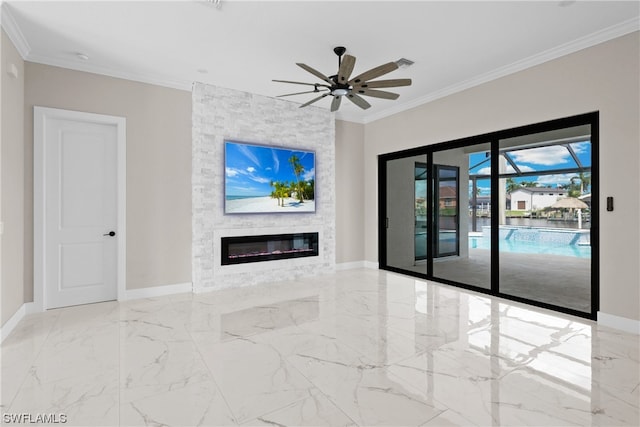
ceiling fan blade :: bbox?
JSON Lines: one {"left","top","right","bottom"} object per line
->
{"left": 353, "top": 78, "right": 412, "bottom": 89}
{"left": 273, "top": 79, "right": 330, "bottom": 88}
{"left": 336, "top": 54, "right": 356, "bottom": 84}
{"left": 299, "top": 93, "right": 330, "bottom": 108}
{"left": 296, "top": 63, "right": 334, "bottom": 85}
{"left": 346, "top": 93, "right": 371, "bottom": 110}
{"left": 277, "top": 89, "right": 327, "bottom": 98}
{"left": 348, "top": 62, "right": 399, "bottom": 85}
{"left": 353, "top": 88, "right": 399, "bottom": 100}
{"left": 330, "top": 96, "right": 342, "bottom": 112}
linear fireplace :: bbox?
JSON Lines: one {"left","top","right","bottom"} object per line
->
{"left": 221, "top": 232, "right": 319, "bottom": 265}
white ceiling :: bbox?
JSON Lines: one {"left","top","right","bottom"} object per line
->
{"left": 2, "top": 0, "right": 639, "bottom": 123}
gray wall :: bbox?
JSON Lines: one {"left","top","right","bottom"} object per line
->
{"left": 1, "top": 29, "right": 25, "bottom": 326}
{"left": 21, "top": 62, "right": 192, "bottom": 305}
{"left": 192, "top": 84, "right": 335, "bottom": 291}
{"left": 362, "top": 33, "right": 640, "bottom": 322}
{"left": 335, "top": 120, "right": 364, "bottom": 265}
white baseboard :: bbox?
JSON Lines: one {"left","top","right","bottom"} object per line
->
{"left": 336, "top": 261, "right": 380, "bottom": 271}
{"left": 1, "top": 303, "right": 27, "bottom": 343}
{"left": 123, "top": 282, "right": 193, "bottom": 300}
{"left": 1, "top": 283, "right": 192, "bottom": 342}
{"left": 24, "top": 301, "right": 38, "bottom": 315}
{"left": 364, "top": 261, "right": 379, "bottom": 269}
{"left": 336, "top": 261, "right": 366, "bottom": 270}
{"left": 598, "top": 312, "right": 640, "bottom": 335}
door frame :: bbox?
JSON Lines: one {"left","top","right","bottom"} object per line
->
{"left": 414, "top": 161, "right": 428, "bottom": 262}
{"left": 433, "top": 164, "right": 460, "bottom": 258}
{"left": 33, "top": 106, "right": 126, "bottom": 311}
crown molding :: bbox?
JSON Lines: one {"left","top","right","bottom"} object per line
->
{"left": 26, "top": 52, "right": 193, "bottom": 92}
{"left": 3, "top": 3, "right": 637, "bottom": 120}
{"left": 1, "top": 3, "right": 190, "bottom": 92}
{"left": 1, "top": 3, "right": 31, "bottom": 58}
{"left": 362, "top": 17, "right": 640, "bottom": 124}
{"left": 334, "top": 110, "right": 365, "bottom": 124}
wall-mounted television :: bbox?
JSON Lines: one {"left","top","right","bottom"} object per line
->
{"left": 224, "top": 140, "right": 316, "bottom": 214}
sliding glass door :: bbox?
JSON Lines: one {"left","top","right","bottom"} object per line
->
{"left": 432, "top": 143, "right": 492, "bottom": 290}
{"left": 497, "top": 124, "right": 593, "bottom": 313}
{"left": 434, "top": 165, "right": 459, "bottom": 258}
{"left": 378, "top": 113, "right": 598, "bottom": 319}
{"left": 415, "top": 163, "right": 428, "bottom": 262}
{"left": 383, "top": 154, "right": 428, "bottom": 275}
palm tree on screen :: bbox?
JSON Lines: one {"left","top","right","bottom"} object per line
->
{"left": 288, "top": 155, "right": 305, "bottom": 203}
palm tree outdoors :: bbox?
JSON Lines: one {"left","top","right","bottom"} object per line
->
{"left": 520, "top": 180, "right": 538, "bottom": 188}
{"left": 505, "top": 178, "right": 519, "bottom": 193}
{"left": 570, "top": 172, "right": 591, "bottom": 195}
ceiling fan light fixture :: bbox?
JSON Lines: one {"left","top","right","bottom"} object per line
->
{"left": 331, "top": 88, "right": 349, "bottom": 97}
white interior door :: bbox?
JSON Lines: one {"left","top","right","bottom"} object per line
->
{"left": 36, "top": 107, "right": 125, "bottom": 309}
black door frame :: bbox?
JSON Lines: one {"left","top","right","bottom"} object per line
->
{"left": 378, "top": 112, "right": 599, "bottom": 320}
{"left": 433, "top": 164, "right": 460, "bottom": 258}
{"left": 414, "top": 162, "right": 428, "bottom": 262}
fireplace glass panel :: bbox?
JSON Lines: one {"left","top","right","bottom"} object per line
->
{"left": 222, "top": 233, "right": 319, "bottom": 265}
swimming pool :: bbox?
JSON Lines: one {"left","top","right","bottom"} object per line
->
{"left": 470, "top": 235, "right": 591, "bottom": 259}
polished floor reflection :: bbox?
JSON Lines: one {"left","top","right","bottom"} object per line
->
{"left": 1, "top": 269, "right": 637, "bottom": 426}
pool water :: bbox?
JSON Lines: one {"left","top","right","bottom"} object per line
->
{"left": 470, "top": 236, "right": 591, "bottom": 259}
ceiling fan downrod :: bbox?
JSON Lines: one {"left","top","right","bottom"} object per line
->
{"left": 334, "top": 46, "right": 347, "bottom": 68}
{"left": 330, "top": 46, "right": 350, "bottom": 96}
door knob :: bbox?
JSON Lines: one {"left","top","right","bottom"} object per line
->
{"left": 103, "top": 231, "right": 116, "bottom": 237}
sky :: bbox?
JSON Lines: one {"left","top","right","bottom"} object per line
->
{"left": 225, "top": 141, "right": 315, "bottom": 197}
{"left": 469, "top": 141, "right": 591, "bottom": 196}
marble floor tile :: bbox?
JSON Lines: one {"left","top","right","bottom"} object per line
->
{"left": 120, "top": 333, "right": 212, "bottom": 403}
{"left": 420, "top": 409, "right": 477, "bottom": 426}
{"left": 1, "top": 269, "right": 639, "bottom": 426}
{"left": 241, "top": 388, "right": 356, "bottom": 427}
{"left": 6, "top": 370, "right": 119, "bottom": 426}
{"left": 287, "top": 338, "right": 445, "bottom": 426}
{"left": 499, "top": 367, "right": 639, "bottom": 426}
{"left": 1, "top": 311, "right": 60, "bottom": 409}
{"left": 300, "top": 314, "right": 428, "bottom": 366}
{"left": 28, "top": 327, "right": 120, "bottom": 386}
{"left": 194, "top": 335, "right": 316, "bottom": 423}
{"left": 120, "top": 378, "right": 236, "bottom": 427}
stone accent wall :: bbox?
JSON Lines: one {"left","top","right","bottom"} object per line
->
{"left": 192, "top": 83, "right": 335, "bottom": 292}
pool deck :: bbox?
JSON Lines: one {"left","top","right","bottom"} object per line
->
{"left": 401, "top": 248, "right": 591, "bottom": 313}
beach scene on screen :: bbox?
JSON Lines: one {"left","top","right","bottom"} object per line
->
{"left": 225, "top": 141, "right": 316, "bottom": 213}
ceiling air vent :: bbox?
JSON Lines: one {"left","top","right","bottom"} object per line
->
{"left": 395, "top": 58, "right": 415, "bottom": 68}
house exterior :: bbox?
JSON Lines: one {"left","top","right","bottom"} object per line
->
{"left": 438, "top": 185, "right": 457, "bottom": 209}
{"left": 510, "top": 187, "right": 568, "bottom": 211}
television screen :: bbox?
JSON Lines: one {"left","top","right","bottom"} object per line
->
{"left": 224, "top": 141, "right": 316, "bottom": 214}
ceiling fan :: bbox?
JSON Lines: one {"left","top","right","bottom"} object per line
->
{"left": 273, "top": 46, "right": 412, "bottom": 112}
